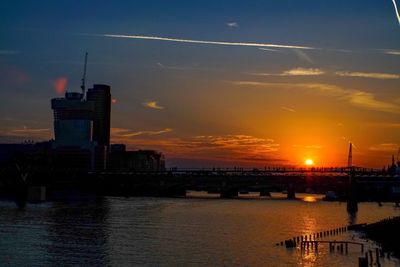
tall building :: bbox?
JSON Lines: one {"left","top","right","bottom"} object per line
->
{"left": 50, "top": 84, "right": 112, "bottom": 171}
{"left": 86, "top": 84, "right": 111, "bottom": 150}
{"left": 51, "top": 92, "right": 94, "bottom": 148}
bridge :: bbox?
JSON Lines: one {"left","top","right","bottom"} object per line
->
{"left": 1, "top": 165, "right": 400, "bottom": 202}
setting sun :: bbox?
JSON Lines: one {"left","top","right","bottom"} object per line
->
{"left": 305, "top": 159, "right": 314, "bottom": 166}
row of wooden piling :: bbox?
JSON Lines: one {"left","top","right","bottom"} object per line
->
{"left": 276, "top": 225, "right": 348, "bottom": 248}
{"left": 358, "top": 248, "right": 386, "bottom": 267}
{"left": 300, "top": 240, "right": 363, "bottom": 254}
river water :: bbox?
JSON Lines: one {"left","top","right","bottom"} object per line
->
{"left": 1, "top": 193, "right": 399, "bottom": 266}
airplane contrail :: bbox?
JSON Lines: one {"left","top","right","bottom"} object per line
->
{"left": 96, "top": 33, "right": 315, "bottom": 50}
{"left": 392, "top": 0, "right": 400, "bottom": 25}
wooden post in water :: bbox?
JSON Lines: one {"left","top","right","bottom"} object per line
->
{"left": 368, "top": 250, "right": 373, "bottom": 266}
{"left": 375, "top": 248, "right": 380, "bottom": 267}
{"left": 359, "top": 257, "right": 368, "bottom": 267}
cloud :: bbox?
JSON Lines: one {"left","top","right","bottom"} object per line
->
{"left": 52, "top": 77, "right": 68, "bottom": 95}
{"left": 365, "top": 122, "right": 400, "bottom": 128}
{"left": 392, "top": 0, "right": 400, "bottom": 25}
{"left": 93, "top": 33, "right": 315, "bottom": 50}
{"left": 293, "top": 49, "right": 313, "bottom": 64}
{"left": 156, "top": 62, "right": 204, "bottom": 71}
{"left": 11, "top": 127, "right": 51, "bottom": 134}
{"left": 335, "top": 71, "right": 400, "bottom": 79}
{"left": 252, "top": 67, "right": 325, "bottom": 76}
{"left": 227, "top": 22, "right": 238, "bottom": 27}
{"left": 282, "top": 68, "right": 324, "bottom": 76}
{"left": 0, "top": 50, "right": 20, "bottom": 55}
{"left": 369, "top": 143, "right": 398, "bottom": 152}
{"left": 193, "top": 135, "right": 278, "bottom": 153}
{"left": 0, "top": 126, "right": 52, "bottom": 141}
{"left": 293, "top": 144, "right": 322, "bottom": 149}
{"left": 143, "top": 101, "right": 164, "bottom": 110}
{"left": 258, "top": 47, "right": 280, "bottom": 52}
{"left": 110, "top": 132, "right": 282, "bottom": 164}
{"left": 232, "top": 81, "right": 400, "bottom": 114}
{"left": 382, "top": 49, "right": 400, "bottom": 55}
{"left": 281, "top": 106, "right": 296, "bottom": 112}
{"left": 111, "top": 127, "right": 172, "bottom": 138}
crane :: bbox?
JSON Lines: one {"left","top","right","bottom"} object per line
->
{"left": 80, "top": 52, "right": 88, "bottom": 99}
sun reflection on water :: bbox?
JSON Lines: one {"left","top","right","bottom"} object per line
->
{"left": 303, "top": 196, "right": 317, "bottom": 202}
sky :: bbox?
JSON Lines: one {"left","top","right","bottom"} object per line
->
{"left": 1, "top": 0, "right": 400, "bottom": 168}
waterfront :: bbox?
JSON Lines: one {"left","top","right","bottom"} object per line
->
{"left": 1, "top": 195, "right": 400, "bottom": 266}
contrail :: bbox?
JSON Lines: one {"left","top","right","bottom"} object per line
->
{"left": 392, "top": 0, "right": 400, "bottom": 25}
{"left": 96, "top": 33, "right": 315, "bottom": 50}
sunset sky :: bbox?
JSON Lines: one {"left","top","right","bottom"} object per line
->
{"left": 1, "top": 0, "right": 400, "bottom": 168}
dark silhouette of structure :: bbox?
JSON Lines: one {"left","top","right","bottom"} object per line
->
{"left": 347, "top": 143, "right": 358, "bottom": 213}
{"left": 86, "top": 84, "right": 111, "bottom": 150}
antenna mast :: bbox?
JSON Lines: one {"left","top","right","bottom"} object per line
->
{"left": 81, "top": 52, "right": 88, "bottom": 99}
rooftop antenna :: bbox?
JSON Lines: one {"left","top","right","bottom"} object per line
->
{"left": 80, "top": 52, "right": 88, "bottom": 99}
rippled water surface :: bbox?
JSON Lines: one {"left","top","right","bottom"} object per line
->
{"left": 1, "top": 195, "right": 400, "bottom": 266}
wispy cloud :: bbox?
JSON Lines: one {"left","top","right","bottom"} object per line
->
{"left": 111, "top": 127, "right": 172, "bottom": 138}
{"left": 227, "top": 22, "right": 238, "bottom": 27}
{"left": 143, "top": 101, "right": 164, "bottom": 110}
{"left": 293, "top": 144, "right": 322, "bottom": 149}
{"left": 282, "top": 68, "right": 324, "bottom": 76}
{"left": 0, "top": 50, "right": 20, "bottom": 55}
{"left": 365, "top": 122, "right": 400, "bottom": 128}
{"left": 293, "top": 49, "right": 313, "bottom": 64}
{"left": 382, "top": 49, "right": 400, "bottom": 55}
{"left": 392, "top": 0, "right": 400, "bottom": 25}
{"left": 258, "top": 47, "right": 280, "bottom": 52}
{"left": 252, "top": 67, "right": 325, "bottom": 76}
{"left": 281, "top": 106, "right": 296, "bottom": 112}
{"left": 157, "top": 62, "right": 189, "bottom": 70}
{"left": 0, "top": 126, "right": 52, "bottom": 141}
{"left": 232, "top": 81, "right": 400, "bottom": 114}
{"left": 11, "top": 127, "right": 51, "bottom": 133}
{"left": 156, "top": 62, "right": 213, "bottom": 71}
{"left": 335, "top": 71, "right": 400, "bottom": 79}
{"left": 369, "top": 143, "right": 398, "bottom": 152}
{"left": 93, "top": 33, "right": 315, "bottom": 50}
{"left": 110, "top": 132, "right": 282, "bottom": 164}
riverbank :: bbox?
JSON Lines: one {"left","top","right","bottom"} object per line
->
{"left": 358, "top": 216, "right": 400, "bottom": 258}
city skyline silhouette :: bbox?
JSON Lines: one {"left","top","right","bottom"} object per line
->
{"left": 1, "top": 0, "right": 400, "bottom": 168}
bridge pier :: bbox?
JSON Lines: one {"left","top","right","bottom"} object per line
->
{"left": 287, "top": 185, "right": 296, "bottom": 200}
{"left": 220, "top": 187, "right": 238, "bottom": 198}
{"left": 159, "top": 185, "right": 186, "bottom": 197}
{"left": 259, "top": 190, "right": 271, "bottom": 197}
{"left": 347, "top": 173, "right": 358, "bottom": 213}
